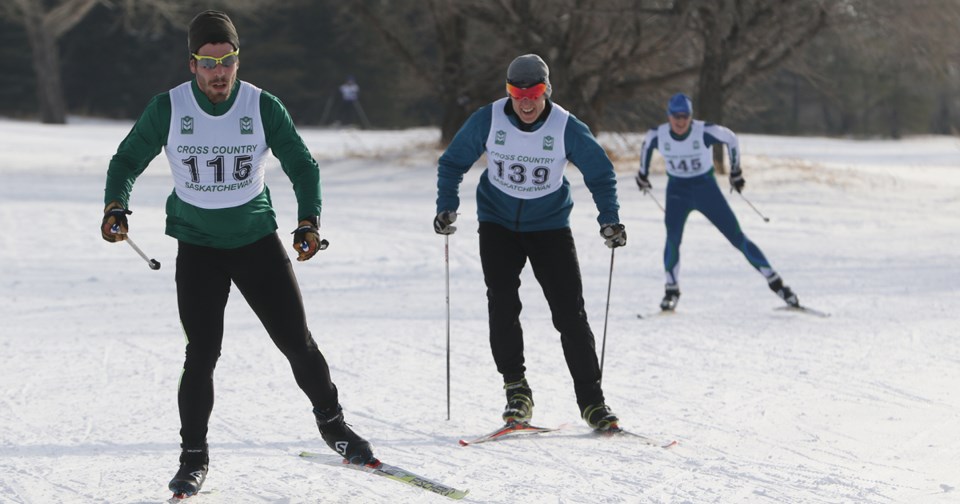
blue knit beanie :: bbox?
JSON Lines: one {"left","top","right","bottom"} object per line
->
{"left": 667, "top": 93, "right": 693, "bottom": 116}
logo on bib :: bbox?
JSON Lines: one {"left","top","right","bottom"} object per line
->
{"left": 693, "top": 140, "right": 700, "bottom": 150}
{"left": 495, "top": 130, "right": 506, "bottom": 145}
{"left": 664, "top": 142, "right": 671, "bottom": 152}
{"left": 543, "top": 135, "right": 554, "bottom": 151}
{"left": 180, "top": 116, "right": 194, "bottom": 135}
{"left": 240, "top": 116, "right": 254, "bottom": 135}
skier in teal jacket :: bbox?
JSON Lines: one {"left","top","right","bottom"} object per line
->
{"left": 434, "top": 54, "right": 626, "bottom": 432}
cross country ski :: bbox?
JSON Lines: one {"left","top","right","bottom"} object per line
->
{"left": 299, "top": 452, "right": 469, "bottom": 500}
{"left": 775, "top": 305, "right": 831, "bottom": 317}
{"left": 459, "top": 421, "right": 565, "bottom": 446}
{"left": 599, "top": 426, "right": 679, "bottom": 449}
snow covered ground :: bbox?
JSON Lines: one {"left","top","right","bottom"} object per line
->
{"left": 1, "top": 116, "right": 958, "bottom": 504}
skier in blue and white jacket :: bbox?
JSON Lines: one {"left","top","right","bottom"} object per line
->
{"left": 434, "top": 54, "right": 625, "bottom": 432}
{"left": 635, "top": 92, "right": 800, "bottom": 312}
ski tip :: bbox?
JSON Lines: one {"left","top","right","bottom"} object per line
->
{"left": 458, "top": 439, "right": 470, "bottom": 446}
{"left": 598, "top": 427, "right": 679, "bottom": 449}
{"left": 775, "top": 305, "right": 831, "bottom": 318}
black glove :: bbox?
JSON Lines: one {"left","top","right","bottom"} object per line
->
{"left": 101, "top": 201, "right": 131, "bottom": 243}
{"left": 600, "top": 223, "right": 627, "bottom": 248}
{"left": 434, "top": 211, "right": 457, "bottom": 235}
{"left": 635, "top": 172, "right": 652, "bottom": 194}
{"left": 291, "top": 215, "right": 327, "bottom": 261}
{"left": 729, "top": 168, "right": 745, "bottom": 193}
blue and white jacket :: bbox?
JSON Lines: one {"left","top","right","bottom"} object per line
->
{"left": 638, "top": 120, "right": 740, "bottom": 179}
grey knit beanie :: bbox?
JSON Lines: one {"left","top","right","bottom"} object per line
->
{"left": 506, "top": 54, "right": 552, "bottom": 98}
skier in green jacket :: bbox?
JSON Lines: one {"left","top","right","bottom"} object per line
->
{"left": 100, "top": 10, "right": 374, "bottom": 498}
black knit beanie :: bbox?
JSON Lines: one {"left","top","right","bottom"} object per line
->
{"left": 187, "top": 10, "right": 239, "bottom": 55}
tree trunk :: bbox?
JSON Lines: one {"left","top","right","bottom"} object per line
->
{"left": 10, "top": 0, "right": 103, "bottom": 124}
{"left": 934, "top": 90, "right": 952, "bottom": 135}
{"left": 790, "top": 73, "right": 800, "bottom": 135}
{"left": 23, "top": 7, "right": 67, "bottom": 124}
{"left": 697, "top": 25, "right": 729, "bottom": 175}
{"left": 431, "top": 1, "right": 469, "bottom": 146}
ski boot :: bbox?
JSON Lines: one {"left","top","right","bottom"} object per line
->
{"left": 768, "top": 277, "right": 800, "bottom": 307}
{"left": 502, "top": 378, "right": 534, "bottom": 424}
{"left": 660, "top": 285, "right": 680, "bottom": 311}
{"left": 314, "top": 404, "right": 375, "bottom": 465}
{"left": 582, "top": 403, "right": 619, "bottom": 433}
{"left": 168, "top": 443, "right": 208, "bottom": 498}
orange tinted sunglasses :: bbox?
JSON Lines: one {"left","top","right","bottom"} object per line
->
{"left": 506, "top": 82, "right": 547, "bottom": 100}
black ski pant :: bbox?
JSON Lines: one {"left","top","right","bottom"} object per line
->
{"left": 478, "top": 221, "right": 605, "bottom": 412}
{"left": 174, "top": 233, "right": 338, "bottom": 447}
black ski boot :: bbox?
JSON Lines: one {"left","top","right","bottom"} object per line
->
{"left": 660, "top": 285, "right": 680, "bottom": 311}
{"left": 582, "top": 403, "right": 619, "bottom": 432}
{"left": 502, "top": 378, "right": 534, "bottom": 424}
{"left": 314, "top": 404, "right": 375, "bottom": 465}
{"left": 168, "top": 443, "right": 208, "bottom": 498}
{"left": 768, "top": 277, "right": 800, "bottom": 307}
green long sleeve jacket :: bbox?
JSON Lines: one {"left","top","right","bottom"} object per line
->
{"left": 104, "top": 79, "right": 321, "bottom": 249}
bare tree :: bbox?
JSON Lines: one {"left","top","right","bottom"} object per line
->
{"left": 0, "top": 0, "right": 268, "bottom": 124}
{"left": 752, "top": 0, "right": 960, "bottom": 138}
{"left": 346, "top": 0, "right": 696, "bottom": 142}
{"left": 347, "top": 0, "right": 504, "bottom": 144}
{"left": 801, "top": 0, "right": 960, "bottom": 137}
{"left": 680, "top": 0, "right": 827, "bottom": 172}
{"left": 461, "top": 0, "right": 696, "bottom": 131}
{"left": 0, "top": 0, "right": 103, "bottom": 123}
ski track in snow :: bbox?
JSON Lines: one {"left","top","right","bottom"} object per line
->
{"left": 1, "top": 118, "right": 958, "bottom": 503}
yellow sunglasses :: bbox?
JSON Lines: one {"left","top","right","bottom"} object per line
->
{"left": 191, "top": 50, "right": 239, "bottom": 70}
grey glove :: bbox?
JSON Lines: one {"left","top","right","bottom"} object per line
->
{"left": 729, "top": 168, "right": 745, "bottom": 193}
{"left": 600, "top": 223, "right": 626, "bottom": 249}
{"left": 434, "top": 211, "right": 457, "bottom": 235}
{"left": 635, "top": 172, "right": 652, "bottom": 193}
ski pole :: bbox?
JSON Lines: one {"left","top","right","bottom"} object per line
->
{"left": 645, "top": 191, "right": 665, "bottom": 213}
{"left": 598, "top": 248, "right": 615, "bottom": 382}
{"left": 444, "top": 234, "right": 451, "bottom": 421}
{"left": 737, "top": 191, "right": 771, "bottom": 222}
{"left": 125, "top": 236, "right": 161, "bottom": 270}
{"left": 112, "top": 225, "right": 161, "bottom": 270}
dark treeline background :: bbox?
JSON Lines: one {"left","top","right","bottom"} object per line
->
{"left": 1, "top": 0, "right": 958, "bottom": 145}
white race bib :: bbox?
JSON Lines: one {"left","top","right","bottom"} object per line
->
{"left": 484, "top": 98, "right": 569, "bottom": 199}
{"left": 165, "top": 81, "right": 269, "bottom": 209}
{"left": 657, "top": 120, "right": 713, "bottom": 178}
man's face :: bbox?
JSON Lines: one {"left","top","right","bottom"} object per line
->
{"left": 507, "top": 82, "right": 548, "bottom": 124}
{"left": 668, "top": 113, "right": 691, "bottom": 135}
{"left": 510, "top": 94, "right": 546, "bottom": 124}
{"left": 190, "top": 42, "right": 239, "bottom": 104}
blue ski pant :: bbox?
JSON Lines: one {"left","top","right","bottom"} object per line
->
{"left": 663, "top": 172, "right": 772, "bottom": 286}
